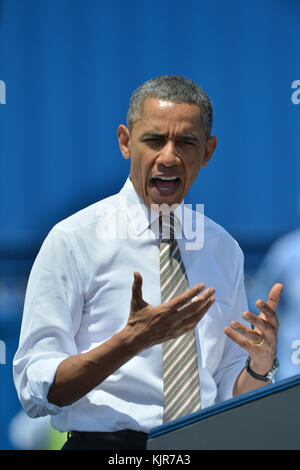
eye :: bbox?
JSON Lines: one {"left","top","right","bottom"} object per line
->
{"left": 177, "top": 140, "right": 194, "bottom": 146}
{"left": 143, "top": 137, "right": 165, "bottom": 146}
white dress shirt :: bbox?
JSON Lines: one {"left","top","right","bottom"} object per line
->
{"left": 13, "top": 177, "right": 248, "bottom": 433}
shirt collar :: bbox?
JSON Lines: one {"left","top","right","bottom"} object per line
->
{"left": 119, "top": 176, "right": 185, "bottom": 237}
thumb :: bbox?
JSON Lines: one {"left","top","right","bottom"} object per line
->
{"left": 131, "top": 272, "right": 144, "bottom": 310}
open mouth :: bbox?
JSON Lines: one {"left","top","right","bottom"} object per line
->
{"left": 150, "top": 175, "right": 181, "bottom": 196}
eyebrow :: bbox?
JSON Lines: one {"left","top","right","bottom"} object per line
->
{"left": 140, "top": 132, "right": 200, "bottom": 142}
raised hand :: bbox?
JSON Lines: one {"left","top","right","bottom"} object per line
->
{"left": 224, "top": 283, "right": 283, "bottom": 375}
{"left": 125, "top": 272, "right": 216, "bottom": 351}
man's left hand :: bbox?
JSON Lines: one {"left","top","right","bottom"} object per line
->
{"left": 224, "top": 283, "right": 283, "bottom": 376}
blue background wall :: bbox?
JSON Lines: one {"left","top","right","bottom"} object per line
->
{"left": 0, "top": 0, "right": 300, "bottom": 449}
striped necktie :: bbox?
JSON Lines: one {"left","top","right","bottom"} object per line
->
{"left": 160, "top": 212, "right": 201, "bottom": 423}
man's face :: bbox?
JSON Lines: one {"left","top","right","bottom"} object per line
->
{"left": 118, "top": 97, "right": 217, "bottom": 208}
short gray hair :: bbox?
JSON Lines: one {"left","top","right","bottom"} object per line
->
{"left": 127, "top": 75, "right": 213, "bottom": 138}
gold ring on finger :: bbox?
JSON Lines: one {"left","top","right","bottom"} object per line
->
{"left": 254, "top": 337, "right": 265, "bottom": 347}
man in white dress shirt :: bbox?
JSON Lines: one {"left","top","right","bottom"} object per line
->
{"left": 13, "top": 75, "right": 282, "bottom": 450}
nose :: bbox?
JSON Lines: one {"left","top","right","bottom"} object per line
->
{"left": 156, "top": 140, "right": 180, "bottom": 167}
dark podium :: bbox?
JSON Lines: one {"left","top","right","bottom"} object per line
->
{"left": 147, "top": 373, "right": 300, "bottom": 450}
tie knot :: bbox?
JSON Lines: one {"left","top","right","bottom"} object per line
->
{"left": 159, "top": 212, "right": 175, "bottom": 242}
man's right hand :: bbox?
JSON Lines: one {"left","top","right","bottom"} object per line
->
{"left": 48, "top": 272, "right": 215, "bottom": 407}
{"left": 124, "top": 272, "right": 215, "bottom": 352}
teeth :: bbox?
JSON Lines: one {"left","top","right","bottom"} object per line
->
{"left": 154, "top": 176, "right": 178, "bottom": 181}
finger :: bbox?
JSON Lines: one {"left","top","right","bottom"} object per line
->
{"left": 163, "top": 290, "right": 215, "bottom": 338}
{"left": 243, "top": 309, "right": 278, "bottom": 333}
{"left": 167, "top": 283, "right": 206, "bottom": 310}
{"left": 131, "top": 272, "right": 144, "bottom": 309}
{"left": 182, "top": 287, "right": 216, "bottom": 315}
{"left": 266, "top": 283, "right": 283, "bottom": 311}
{"left": 255, "top": 299, "right": 279, "bottom": 329}
{"left": 185, "top": 295, "right": 216, "bottom": 326}
{"left": 229, "top": 321, "right": 265, "bottom": 345}
{"left": 174, "top": 296, "right": 216, "bottom": 336}
{"left": 224, "top": 326, "right": 253, "bottom": 353}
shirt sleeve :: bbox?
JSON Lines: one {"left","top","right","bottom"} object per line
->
{"left": 13, "top": 228, "right": 84, "bottom": 418}
{"left": 214, "top": 244, "right": 249, "bottom": 403}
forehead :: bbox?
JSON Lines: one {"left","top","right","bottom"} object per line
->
{"left": 136, "top": 97, "right": 204, "bottom": 134}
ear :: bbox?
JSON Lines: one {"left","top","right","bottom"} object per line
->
{"left": 117, "top": 125, "right": 131, "bottom": 159}
{"left": 201, "top": 136, "right": 217, "bottom": 167}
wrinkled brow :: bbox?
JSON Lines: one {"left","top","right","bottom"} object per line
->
{"left": 140, "top": 132, "right": 200, "bottom": 142}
